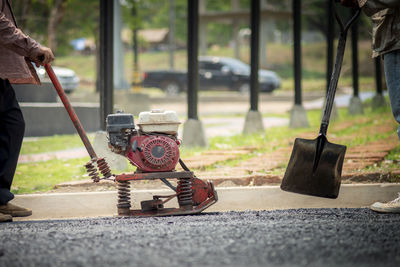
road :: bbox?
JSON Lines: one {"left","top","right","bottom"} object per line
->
{"left": 1, "top": 208, "right": 399, "bottom": 267}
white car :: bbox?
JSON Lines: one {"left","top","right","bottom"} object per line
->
{"left": 35, "top": 65, "right": 80, "bottom": 93}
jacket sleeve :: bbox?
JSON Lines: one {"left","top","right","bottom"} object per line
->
{"left": 359, "top": 0, "right": 400, "bottom": 16}
{"left": 0, "top": 11, "right": 41, "bottom": 60}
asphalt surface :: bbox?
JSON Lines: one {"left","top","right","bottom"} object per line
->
{"left": 1, "top": 208, "right": 399, "bottom": 267}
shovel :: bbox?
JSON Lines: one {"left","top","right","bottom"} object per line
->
{"left": 280, "top": 7, "right": 361, "bottom": 199}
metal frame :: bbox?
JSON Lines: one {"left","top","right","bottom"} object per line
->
{"left": 99, "top": 0, "right": 114, "bottom": 130}
{"left": 351, "top": 9, "right": 359, "bottom": 97}
{"left": 115, "top": 171, "right": 218, "bottom": 217}
{"left": 187, "top": 0, "right": 199, "bottom": 120}
{"left": 293, "top": 0, "right": 302, "bottom": 106}
{"left": 250, "top": 0, "right": 260, "bottom": 111}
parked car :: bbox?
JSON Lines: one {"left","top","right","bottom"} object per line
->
{"left": 142, "top": 56, "right": 281, "bottom": 95}
{"left": 35, "top": 65, "right": 80, "bottom": 94}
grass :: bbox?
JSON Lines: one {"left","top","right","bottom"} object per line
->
{"left": 21, "top": 134, "right": 94, "bottom": 155}
{"left": 12, "top": 158, "right": 88, "bottom": 194}
{"left": 183, "top": 104, "right": 399, "bottom": 174}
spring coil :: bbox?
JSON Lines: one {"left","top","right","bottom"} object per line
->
{"left": 177, "top": 178, "right": 193, "bottom": 207}
{"left": 85, "top": 160, "right": 100, "bottom": 182}
{"left": 117, "top": 181, "right": 131, "bottom": 209}
{"left": 97, "top": 157, "right": 112, "bottom": 179}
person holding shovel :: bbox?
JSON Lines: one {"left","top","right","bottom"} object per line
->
{"left": 341, "top": 0, "right": 400, "bottom": 213}
{"left": 0, "top": 0, "right": 54, "bottom": 222}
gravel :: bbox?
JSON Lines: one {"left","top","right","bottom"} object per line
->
{"left": 1, "top": 208, "right": 399, "bottom": 267}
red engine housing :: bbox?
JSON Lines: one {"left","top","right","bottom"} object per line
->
{"left": 126, "top": 135, "right": 180, "bottom": 172}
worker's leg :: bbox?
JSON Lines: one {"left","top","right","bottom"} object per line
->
{"left": 0, "top": 78, "right": 25, "bottom": 205}
{"left": 383, "top": 49, "right": 400, "bottom": 140}
{"left": 370, "top": 50, "right": 400, "bottom": 213}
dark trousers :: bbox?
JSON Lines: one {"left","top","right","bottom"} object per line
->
{"left": 0, "top": 78, "right": 25, "bottom": 205}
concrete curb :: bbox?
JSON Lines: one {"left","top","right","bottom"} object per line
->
{"left": 13, "top": 183, "right": 400, "bottom": 221}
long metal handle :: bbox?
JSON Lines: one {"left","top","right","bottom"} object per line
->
{"left": 320, "top": 8, "right": 361, "bottom": 136}
{"left": 44, "top": 63, "right": 98, "bottom": 160}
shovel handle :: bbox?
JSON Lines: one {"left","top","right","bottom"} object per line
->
{"left": 320, "top": 7, "right": 361, "bottom": 135}
{"left": 44, "top": 63, "right": 98, "bottom": 160}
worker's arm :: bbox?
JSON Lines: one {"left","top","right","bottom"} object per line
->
{"left": 0, "top": 11, "right": 54, "bottom": 66}
{"left": 342, "top": 0, "right": 400, "bottom": 15}
{"left": 359, "top": 0, "right": 400, "bottom": 9}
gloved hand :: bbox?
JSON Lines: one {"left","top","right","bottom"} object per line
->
{"left": 33, "top": 46, "right": 55, "bottom": 67}
{"left": 340, "top": 0, "right": 359, "bottom": 8}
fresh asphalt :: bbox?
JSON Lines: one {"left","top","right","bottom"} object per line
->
{"left": 1, "top": 208, "right": 399, "bottom": 267}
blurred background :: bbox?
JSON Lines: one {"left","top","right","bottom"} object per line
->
{"left": 13, "top": 0, "right": 377, "bottom": 96}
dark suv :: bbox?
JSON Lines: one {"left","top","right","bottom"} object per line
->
{"left": 198, "top": 56, "right": 281, "bottom": 94}
{"left": 142, "top": 56, "right": 281, "bottom": 95}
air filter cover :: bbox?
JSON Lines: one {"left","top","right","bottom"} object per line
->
{"left": 138, "top": 109, "right": 180, "bottom": 134}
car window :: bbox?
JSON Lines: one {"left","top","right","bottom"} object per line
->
{"left": 200, "top": 62, "right": 223, "bottom": 71}
{"left": 221, "top": 58, "right": 249, "bottom": 72}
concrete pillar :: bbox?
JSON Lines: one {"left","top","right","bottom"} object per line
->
{"left": 243, "top": 110, "right": 264, "bottom": 134}
{"left": 372, "top": 94, "right": 386, "bottom": 109}
{"left": 372, "top": 56, "right": 387, "bottom": 109}
{"left": 290, "top": 0, "right": 309, "bottom": 128}
{"left": 93, "top": 131, "right": 127, "bottom": 171}
{"left": 322, "top": 98, "right": 338, "bottom": 121}
{"left": 183, "top": 0, "right": 207, "bottom": 147}
{"left": 289, "top": 104, "right": 309, "bottom": 128}
{"left": 348, "top": 8, "right": 363, "bottom": 115}
{"left": 348, "top": 96, "right": 363, "bottom": 115}
{"left": 243, "top": 0, "right": 264, "bottom": 135}
{"left": 182, "top": 119, "right": 207, "bottom": 147}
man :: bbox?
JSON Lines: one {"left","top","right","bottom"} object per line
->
{"left": 341, "top": 0, "right": 400, "bottom": 213}
{"left": 0, "top": 0, "right": 54, "bottom": 222}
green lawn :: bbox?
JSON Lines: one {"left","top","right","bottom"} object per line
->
{"left": 13, "top": 158, "right": 88, "bottom": 194}
{"left": 21, "top": 134, "right": 94, "bottom": 155}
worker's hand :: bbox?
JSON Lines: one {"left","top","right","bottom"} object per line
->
{"left": 33, "top": 46, "right": 55, "bottom": 67}
{"left": 340, "top": 0, "right": 359, "bottom": 8}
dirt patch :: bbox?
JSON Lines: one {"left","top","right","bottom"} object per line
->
{"left": 342, "top": 135, "right": 399, "bottom": 174}
{"left": 329, "top": 117, "right": 371, "bottom": 132}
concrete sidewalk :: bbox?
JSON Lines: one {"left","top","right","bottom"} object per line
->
{"left": 12, "top": 183, "right": 400, "bottom": 221}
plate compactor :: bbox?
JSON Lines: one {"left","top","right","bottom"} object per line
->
{"left": 106, "top": 110, "right": 218, "bottom": 217}
{"left": 44, "top": 64, "right": 217, "bottom": 217}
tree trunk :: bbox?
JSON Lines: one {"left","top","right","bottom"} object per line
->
{"left": 47, "top": 0, "right": 67, "bottom": 53}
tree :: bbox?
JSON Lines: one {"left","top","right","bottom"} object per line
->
{"left": 47, "top": 0, "right": 68, "bottom": 53}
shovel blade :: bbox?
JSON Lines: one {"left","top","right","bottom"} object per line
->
{"left": 281, "top": 137, "right": 346, "bottom": 199}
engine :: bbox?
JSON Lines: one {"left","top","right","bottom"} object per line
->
{"left": 106, "top": 110, "right": 181, "bottom": 172}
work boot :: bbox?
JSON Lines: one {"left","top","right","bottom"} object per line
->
{"left": 0, "top": 203, "right": 32, "bottom": 217}
{"left": 0, "top": 212, "right": 12, "bottom": 222}
{"left": 370, "top": 193, "right": 400, "bottom": 214}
